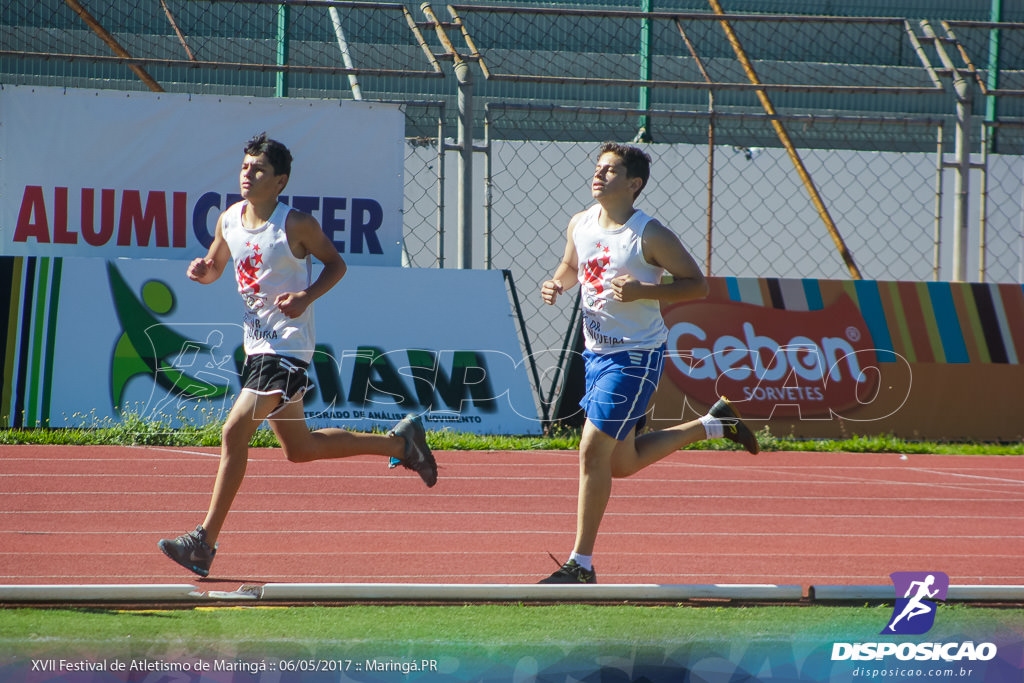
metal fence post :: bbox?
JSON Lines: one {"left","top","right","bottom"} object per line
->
{"left": 637, "top": 0, "right": 653, "bottom": 142}
{"left": 922, "top": 20, "right": 973, "bottom": 282}
{"left": 422, "top": 2, "right": 474, "bottom": 269}
{"left": 276, "top": 3, "right": 289, "bottom": 97}
{"left": 455, "top": 59, "right": 473, "bottom": 269}
{"left": 327, "top": 6, "right": 363, "bottom": 100}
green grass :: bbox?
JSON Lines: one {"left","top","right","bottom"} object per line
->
{"left": 0, "top": 411, "right": 1020, "bottom": 455}
{"left": 2, "top": 604, "right": 1021, "bottom": 660}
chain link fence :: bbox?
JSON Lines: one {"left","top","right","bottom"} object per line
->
{"left": 480, "top": 105, "right": 951, "bottom": 389}
{"left": 979, "top": 119, "right": 1024, "bottom": 284}
{"left": 2, "top": 0, "right": 443, "bottom": 94}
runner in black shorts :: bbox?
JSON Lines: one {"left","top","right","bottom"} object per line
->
{"left": 239, "top": 354, "right": 315, "bottom": 417}
{"left": 158, "top": 133, "right": 436, "bottom": 578}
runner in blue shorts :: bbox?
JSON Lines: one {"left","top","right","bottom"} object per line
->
{"left": 539, "top": 142, "right": 760, "bottom": 584}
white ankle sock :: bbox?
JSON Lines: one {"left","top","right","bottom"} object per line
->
{"left": 569, "top": 552, "right": 593, "bottom": 571}
{"left": 700, "top": 414, "right": 724, "bottom": 439}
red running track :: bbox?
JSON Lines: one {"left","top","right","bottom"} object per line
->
{"left": 1, "top": 445, "right": 1022, "bottom": 591}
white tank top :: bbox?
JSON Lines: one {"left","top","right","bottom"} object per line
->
{"left": 221, "top": 200, "right": 315, "bottom": 362}
{"left": 574, "top": 204, "right": 668, "bottom": 353}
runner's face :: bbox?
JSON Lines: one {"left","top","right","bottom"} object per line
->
{"left": 239, "top": 153, "right": 285, "bottom": 201}
{"left": 591, "top": 152, "right": 638, "bottom": 201}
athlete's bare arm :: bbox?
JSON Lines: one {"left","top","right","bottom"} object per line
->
{"left": 187, "top": 214, "right": 231, "bottom": 284}
{"left": 610, "top": 219, "right": 708, "bottom": 304}
{"left": 541, "top": 213, "right": 583, "bottom": 305}
{"left": 275, "top": 210, "right": 347, "bottom": 319}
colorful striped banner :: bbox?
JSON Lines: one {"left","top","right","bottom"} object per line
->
{"left": 719, "top": 277, "right": 1024, "bottom": 367}
{"left": 0, "top": 257, "right": 62, "bottom": 428}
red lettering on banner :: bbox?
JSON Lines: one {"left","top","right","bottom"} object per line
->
{"left": 53, "top": 187, "right": 76, "bottom": 244}
{"left": 81, "top": 188, "right": 116, "bottom": 246}
{"left": 14, "top": 186, "right": 188, "bottom": 249}
{"left": 173, "top": 191, "right": 187, "bottom": 248}
{"left": 662, "top": 294, "right": 880, "bottom": 419}
{"left": 14, "top": 186, "right": 50, "bottom": 243}
{"left": 118, "top": 190, "right": 169, "bottom": 247}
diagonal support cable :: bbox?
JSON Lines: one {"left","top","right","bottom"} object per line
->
{"left": 159, "top": 0, "right": 196, "bottom": 61}
{"left": 676, "top": 19, "right": 716, "bottom": 276}
{"left": 63, "top": 0, "right": 164, "bottom": 92}
{"left": 707, "top": 0, "right": 862, "bottom": 279}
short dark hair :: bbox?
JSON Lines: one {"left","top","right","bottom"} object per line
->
{"left": 244, "top": 132, "right": 292, "bottom": 177}
{"left": 599, "top": 142, "right": 651, "bottom": 197}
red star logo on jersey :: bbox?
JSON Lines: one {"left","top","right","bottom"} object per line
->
{"left": 236, "top": 242, "right": 264, "bottom": 300}
{"left": 582, "top": 252, "right": 611, "bottom": 294}
{"left": 244, "top": 242, "right": 264, "bottom": 268}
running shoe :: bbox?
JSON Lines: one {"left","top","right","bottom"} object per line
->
{"left": 158, "top": 525, "right": 216, "bottom": 577}
{"left": 538, "top": 559, "right": 597, "bottom": 584}
{"left": 388, "top": 414, "right": 438, "bottom": 487}
{"left": 709, "top": 396, "right": 760, "bottom": 455}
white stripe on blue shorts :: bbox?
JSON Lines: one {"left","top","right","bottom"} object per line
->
{"left": 581, "top": 344, "right": 666, "bottom": 440}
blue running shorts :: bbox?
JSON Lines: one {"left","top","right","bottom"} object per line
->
{"left": 580, "top": 344, "right": 665, "bottom": 441}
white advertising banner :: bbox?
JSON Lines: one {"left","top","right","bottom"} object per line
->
{"left": 48, "top": 259, "right": 541, "bottom": 435}
{"left": 0, "top": 86, "right": 404, "bottom": 266}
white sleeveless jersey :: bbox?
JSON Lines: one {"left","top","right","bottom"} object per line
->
{"left": 221, "top": 200, "right": 315, "bottom": 362}
{"left": 573, "top": 204, "right": 668, "bottom": 353}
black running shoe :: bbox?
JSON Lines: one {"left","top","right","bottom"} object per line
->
{"left": 709, "top": 396, "right": 760, "bottom": 455}
{"left": 388, "top": 414, "right": 438, "bottom": 487}
{"left": 158, "top": 525, "right": 216, "bottom": 577}
{"left": 539, "top": 559, "right": 597, "bottom": 584}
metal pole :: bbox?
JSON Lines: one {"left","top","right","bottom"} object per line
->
{"left": 436, "top": 110, "right": 446, "bottom": 269}
{"left": 978, "top": 124, "right": 989, "bottom": 281}
{"left": 676, "top": 20, "right": 714, "bottom": 275}
{"left": 455, "top": 59, "right": 474, "bottom": 270}
{"left": 483, "top": 114, "right": 493, "bottom": 269}
{"left": 63, "top": 0, "right": 164, "bottom": 92}
{"left": 159, "top": 0, "right": 196, "bottom": 61}
{"left": 707, "top": 0, "right": 862, "bottom": 279}
{"left": 276, "top": 3, "right": 289, "bottom": 97}
{"left": 922, "top": 21, "right": 972, "bottom": 282}
{"left": 327, "top": 6, "right": 363, "bottom": 99}
{"left": 706, "top": 94, "right": 714, "bottom": 277}
{"left": 421, "top": 2, "right": 474, "bottom": 269}
{"left": 933, "top": 123, "right": 944, "bottom": 281}
{"left": 985, "top": 0, "right": 1002, "bottom": 152}
{"left": 952, "top": 88, "right": 972, "bottom": 282}
{"left": 637, "top": 0, "right": 653, "bottom": 142}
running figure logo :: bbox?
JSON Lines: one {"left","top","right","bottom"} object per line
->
{"left": 882, "top": 571, "right": 949, "bottom": 635}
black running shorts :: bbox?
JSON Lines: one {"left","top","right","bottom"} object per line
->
{"left": 240, "top": 353, "right": 315, "bottom": 416}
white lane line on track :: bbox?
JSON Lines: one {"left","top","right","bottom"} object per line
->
{"left": 6, "top": 510, "right": 1024, "bottom": 521}
{"left": 4, "top": 471, "right": 1020, "bottom": 486}
{"left": 3, "top": 476, "right": 1020, "bottom": 499}
{"left": 4, "top": 550, "right": 1019, "bottom": 558}
{"left": 6, "top": 491, "right": 1023, "bottom": 503}
{"left": 4, "top": 529, "right": 1020, "bottom": 539}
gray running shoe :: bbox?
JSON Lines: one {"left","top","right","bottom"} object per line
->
{"left": 388, "top": 414, "right": 437, "bottom": 487}
{"left": 158, "top": 525, "right": 216, "bottom": 577}
{"left": 709, "top": 396, "right": 760, "bottom": 455}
